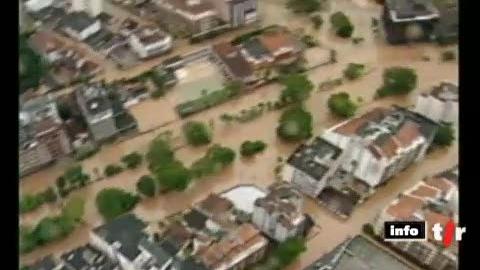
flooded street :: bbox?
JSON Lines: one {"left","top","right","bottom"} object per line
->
{"left": 20, "top": 0, "right": 458, "bottom": 266}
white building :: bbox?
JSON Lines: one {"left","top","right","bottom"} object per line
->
{"left": 415, "top": 81, "right": 458, "bottom": 125}
{"left": 60, "top": 11, "right": 101, "bottom": 41}
{"left": 128, "top": 26, "right": 173, "bottom": 59}
{"left": 286, "top": 107, "right": 440, "bottom": 206}
{"left": 25, "top": 0, "right": 54, "bottom": 12}
{"left": 252, "top": 182, "right": 307, "bottom": 242}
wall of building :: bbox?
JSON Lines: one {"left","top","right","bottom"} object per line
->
{"left": 80, "top": 20, "right": 101, "bottom": 40}
{"left": 19, "top": 143, "right": 53, "bottom": 176}
{"left": 415, "top": 95, "right": 458, "bottom": 125}
{"left": 88, "top": 116, "right": 118, "bottom": 142}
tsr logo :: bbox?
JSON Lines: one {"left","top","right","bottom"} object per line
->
{"left": 432, "top": 219, "right": 466, "bottom": 248}
{"left": 384, "top": 220, "right": 466, "bottom": 247}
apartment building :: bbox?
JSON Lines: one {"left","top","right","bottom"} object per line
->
{"left": 19, "top": 96, "right": 73, "bottom": 176}
{"left": 252, "top": 182, "right": 307, "bottom": 242}
{"left": 128, "top": 26, "right": 173, "bottom": 59}
{"left": 415, "top": 81, "right": 458, "bottom": 125}
{"left": 211, "top": 42, "right": 256, "bottom": 85}
{"left": 208, "top": 0, "right": 257, "bottom": 27}
{"left": 75, "top": 83, "right": 138, "bottom": 142}
{"left": 372, "top": 167, "right": 459, "bottom": 270}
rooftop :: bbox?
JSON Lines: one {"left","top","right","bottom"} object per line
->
{"left": 139, "top": 238, "right": 178, "bottom": 268}
{"left": 241, "top": 38, "right": 271, "bottom": 60}
{"left": 305, "top": 235, "right": 414, "bottom": 270}
{"left": 428, "top": 81, "right": 458, "bottom": 102}
{"left": 220, "top": 185, "right": 266, "bottom": 214}
{"left": 158, "top": 0, "right": 216, "bottom": 16}
{"left": 93, "top": 213, "right": 148, "bottom": 261}
{"left": 60, "top": 11, "right": 98, "bottom": 32}
{"left": 133, "top": 26, "right": 170, "bottom": 45}
{"left": 386, "top": 194, "right": 425, "bottom": 220}
{"left": 60, "top": 244, "right": 118, "bottom": 270}
{"left": 197, "top": 194, "right": 234, "bottom": 217}
{"left": 76, "top": 83, "right": 113, "bottom": 117}
{"left": 28, "top": 30, "right": 63, "bottom": 55}
{"left": 26, "top": 256, "right": 58, "bottom": 270}
{"left": 258, "top": 31, "right": 300, "bottom": 55}
{"left": 287, "top": 137, "right": 342, "bottom": 181}
{"left": 212, "top": 42, "right": 254, "bottom": 79}
{"left": 183, "top": 209, "right": 209, "bottom": 231}
{"left": 199, "top": 223, "right": 268, "bottom": 269}
{"left": 385, "top": 0, "right": 440, "bottom": 21}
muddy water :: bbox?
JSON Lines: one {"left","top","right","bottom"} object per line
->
{"left": 20, "top": 0, "right": 458, "bottom": 265}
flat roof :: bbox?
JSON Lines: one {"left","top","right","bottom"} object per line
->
{"left": 220, "top": 185, "right": 266, "bottom": 214}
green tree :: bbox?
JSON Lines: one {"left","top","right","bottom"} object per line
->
{"left": 434, "top": 123, "right": 455, "bottom": 146}
{"left": 240, "top": 141, "right": 267, "bottom": 157}
{"left": 19, "top": 34, "right": 48, "bottom": 93}
{"left": 154, "top": 161, "right": 192, "bottom": 191}
{"left": 20, "top": 194, "right": 44, "bottom": 214}
{"left": 280, "top": 74, "right": 314, "bottom": 104}
{"left": 136, "top": 175, "right": 156, "bottom": 197}
{"left": 33, "top": 217, "right": 65, "bottom": 244}
{"left": 61, "top": 197, "right": 85, "bottom": 223}
{"left": 376, "top": 67, "right": 418, "bottom": 97}
{"left": 147, "top": 138, "right": 174, "bottom": 171}
{"left": 20, "top": 226, "right": 38, "bottom": 254}
{"left": 40, "top": 187, "right": 57, "bottom": 203}
{"left": 63, "top": 165, "right": 90, "bottom": 187}
{"left": 96, "top": 188, "right": 140, "bottom": 221}
{"left": 328, "top": 92, "right": 358, "bottom": 118}
{"left": 121, "top": 152, "right": 143, "bottom": 169}
{"left": 190, "top": 145, "right": 236, "bottom": 178}
{"left": 277, "top": 106, "right": 313, "bottom": 141}
{"left": 104, "top": 164, "right": 124, "bottom": 177}
{"left": 274, "top": 237, "right": 307, "bottom": 266}
{"left": 311, "top": 14, "right": 324, "bottom": 29}
{"left": 287, "top": 0, "right": 322, "bottom": 13}
{"left": 330, "top": 12, "right": 354, "bottom": 38}
{"left": 182, "top": 121, "right": 212, "bottom": 146}
{"left": 343, "top": 63, "right": 365, "bottom": 80}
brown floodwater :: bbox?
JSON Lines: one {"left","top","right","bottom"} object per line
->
{"left": 20, "top": 0, "right": 458, "bottom": 266}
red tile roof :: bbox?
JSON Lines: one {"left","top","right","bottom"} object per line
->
{"left": 386, "top": 195, "right": 425, "bottom": 220}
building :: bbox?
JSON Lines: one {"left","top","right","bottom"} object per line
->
{"left": 25, "top": 0, "right": 54, "bottom": 12}
{"left": 211, "top": 42, "right": 256, "bottom": 85}
{"left": 208, "top": 0, "right": 257, "bottom": 27}
{"left": 252, "top": 182, "right": 307, "bottom": 242}
{"left": 285, "top": 107, "right": 439, "bottom": 217}
{"left": 383, "top": 0, "right": 441, "bottom": 44}
{"left": 198, "top": 223, "right": 268, "bottom": 270}
{"left": 90, "top": 214, "right": 179, "bottom": 270}
{"left": 19, "top": 96, "right": 73, "bottom": 176}
{"left": 60, "top": 11, "right": 101, "bottom": 40}
{"left": 71, "top": 0, "right": 104, "bottom": 17}
{"left": 75, "top": 83, "right": 137, "bottom": 142}
{"left": 414, "top": 81, "right": 458, "bottom": 125}
{"left": 60, "top": 244, "right": 120, "bottom": 270}
{"left": 154, "top": 0, "right": 219, "bottom": 35}
{"left": 304, "top": 235, "right": 415, "bottom": 270}
{"left": 128, "top": 26, "right": 173, "bottom": 59}
{"left": 372, "top": 166, "right": 459, "bottom": 270}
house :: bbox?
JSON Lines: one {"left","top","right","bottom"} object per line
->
{"left": 154, "top": 0, "right": 220, "bottom": 35}
{"left": 75, "top": 82, "right": 138, "bottom": 142}
{"left": 414, "top": 81, "right": 458, "bottom": 125}
{"left": 433, "top": 0, "right": 458, "bottom": 44}
{"left": 372, "top": 166, "right": 459, "bottom": 270}
{"left": 60, "top": 244, "right": 120, "bottom": 270}
{"left": 252, "top": 182, "right": 307, "bottom": 242}
{"left": 19, "top": 96, "right": 73, "bottom": 176}
{"left": 60, "top": 11, "right": 101, "bottom": 41}
{"left": 257, "top": 30, "right": 304, "bottom": 65}
{"left": 383, "top": 0, "right": 441, "bottom": 44}
{"left": 211, "top": 42, "right": 256, "bottom": 85}
{"left": 198, "top": 223, "right": 268, "bottom": 270}
{"left": 128, "top": 26, "right": 173, "bottom": 59}
{"left": 116, "top": 81, "right": 150, "bottom": 108}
